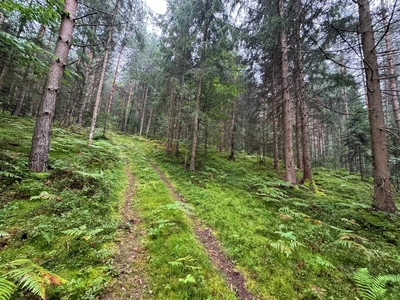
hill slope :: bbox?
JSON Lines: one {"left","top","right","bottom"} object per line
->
{"left": 0, "top": 115, "right": 399, "bottom": 299}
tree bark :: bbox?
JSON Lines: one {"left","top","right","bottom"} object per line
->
{"left": 380, "top": 0, "right": 400, "bottom": 129}
{"left": 357, "top": 0, "right": 396, "bottom": 212}
{"left": 29, "top": 0, "right": 78, "bottom": 172}
{"left": 280, "top": 0, "right": 296, "bottom": 184}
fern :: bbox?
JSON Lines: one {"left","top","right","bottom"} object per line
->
{"left": 4, "top": 259, "right": 66, "bottom": 300}
{"left": 0, "top": 278, "right": 16, "bottom": 300}
{"left": 305, "top": 256, "right": 336, "bottom": 270}
{"left": 354, "top": 268, "right": 400, "bottom": 300}
{"left": 30, "top": 191, "right": 58, "bottom": 201}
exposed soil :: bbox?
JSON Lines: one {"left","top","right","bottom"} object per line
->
{"left": 152, "top": 164, "right": 255, "bottom": 300}
{"left": 101, "top": 165, "right": 150, "bottom": 300}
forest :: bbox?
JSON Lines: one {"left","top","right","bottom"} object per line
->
{"left": 0, "top": 0, "right": 400, "bottom": 299}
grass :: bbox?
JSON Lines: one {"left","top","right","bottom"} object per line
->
{"left": 1, "top": 113, "right": 399, "bottom": 299}
{"left": 148, "top": 144, "right": 400, "bottom": 299}
{"left": 0, "top": 114, "right": 125, "bottom": 299}
{"left": 113, "top": 135, "right": 236, "bottom": 299}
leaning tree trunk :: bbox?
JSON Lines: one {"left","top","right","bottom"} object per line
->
{"left": 358, "top": 0, "right": 396, "bottom": 212}
{"left": 280, "top": 0, "right": 296, "bottom": 184}
{"left": 29, "top": 0, "right": 78, "bottom": 172}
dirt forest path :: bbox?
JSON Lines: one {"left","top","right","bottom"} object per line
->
{"left": 151, "top": 164, "right": 255, "bottom": 300}
{"left": 101, "top": 163, "right": 150, "bottom": 300}
{"left": 102, "top": 140, "right": 254, "bottom": 299}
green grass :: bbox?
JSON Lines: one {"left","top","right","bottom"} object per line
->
{"left": 113, "top": 135, "right": 236, "bottom": 299}
{"left": 0, "top": 114, "right": 125, "bottom": 299}
{"left": 1, "top": 113, "right": 399, "bottom": 299}
{"left": 148, "top": 144, "right": 400, "bottom": 299}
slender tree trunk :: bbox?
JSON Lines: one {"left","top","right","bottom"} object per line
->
{"left": 173, "top": 92, "right": 182, "bottom": 157}
{"left": 301, "top": 99, "right": 312, "bottom": 183}
{"left": 280, "top": 0, "right": 296, "bottom": 184}
{"left": 88, "top": 0, "right": 119, "bottom": 144}
{"left": 271, "top": 69, "right": 279, "bottom": 171}
{"left": 61, "top": 79, "right": 77, "bottom": 127}
{"left": 145, "top": 108, "right": 153, "bottom": 138}
{"left": 165, "top": 85, "right": 175, "bottom": 152}
{"left": 358, "top": 0, "right": 396, "bottom": 212}
{"left": 381, "top": 0, "right": 400, "bottom": 129}
{"left": 189, "top": 71, "right": 202, "bottom": 171}
{"left": 77, "top": 50, "right": 93, "bottom": 126}
{"left": 139, "top": 85, "right": 148, "bottom": 136}
{"left": 103, "top": 40, "right": 125, "bottom": 136}
{"left": 107, "top": 42, "right": 124, "bottom": 114}
{"left": 229, "top": 100, "right": 237, "bottom": 161}
{"left": 29, "top": 0, "right": 78, "bottom": 172}
{"left": 123, "top": 83, "right": 134, "bottom": 133}
{"left": 295, "top": 103, "right": 303, "bottom": 170}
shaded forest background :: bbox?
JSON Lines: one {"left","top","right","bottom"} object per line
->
{"left": 1, "top": 0, "right": 399, "bottom": 211}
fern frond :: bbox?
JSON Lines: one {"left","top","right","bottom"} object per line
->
{"left": 354, "top": 268, "right": 400, "bottom": 300}
{"left": 0, "top": 278, "right": 16, "bottom": 300}
{"left": 6, "top": 259, "right": 66, "bottom": 300}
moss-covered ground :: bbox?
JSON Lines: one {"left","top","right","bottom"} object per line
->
{"left": 1, "top": 114, "right": 399, "bottom": 299}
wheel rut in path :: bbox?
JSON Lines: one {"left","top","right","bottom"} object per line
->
{"left": 152, "top": 164, "right": 255, "bottom": 300}
{"left": 101, "top": 164, "right": 149, "bottom": 300}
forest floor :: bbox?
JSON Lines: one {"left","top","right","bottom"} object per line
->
{"left": 101, "top": 162, "right": 149, "bottom": 300}
{"left": 1, "top": 114, "right": 400, "bottom": 300}
{"left": 152, "top": 163, "right": 254, "bottom": 300}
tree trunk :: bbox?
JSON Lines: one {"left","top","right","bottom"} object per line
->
{"left": 88, "top": 0, "right": 119, "bottom": 144}
{"left": 294, "top": 5, "right": 313, "bottom": 184}
{"left": 145, "top": 108, "right": 153, "bottom": 138}
{"left": 174, "top": 93, "right": 183, "bottom": 157}
{"left": 381, "top": 0, "right": 400, "bottom": 129}
{"left": 165, "top": 85, "right": 175, "bottom": 152}
{"left": 357, "top": 0, "right": 396, "bottom": 212}
{"left": 77, "top": 50, "right": 93, "bottom": 126}
{"left": 139, "top": 85, "right": 148, "bottom": 136}
{"left": 123, "top": 83, "right": 134, "bottom": 133}
{"left": 29, "top": 0, "right": 78, "bottom": 172}
{"left": 229, "top": 100, "right": 237, "bottom": 161}
{"left": 107, "top": 41, "right": 125, "bottom": 115}
{"left": 189, "top": 71, "right": 202, "bottom": 171}
{"left": 280, "top": 0, "right": 296, "bottom": 184}
{"left": 271, "top": 69, "right": 280, "bottom": 171}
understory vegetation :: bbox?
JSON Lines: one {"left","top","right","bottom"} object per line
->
{"left": 1, "top": 114, "right": 400, "bottom": 299}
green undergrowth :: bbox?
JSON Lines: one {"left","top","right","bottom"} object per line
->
{"left": 2, "top": 114, "right": 400, "bottom": 300}
{"left": 141, "top": 142, "right": 400, "bottom": 299}
{"left": 0, "top": 114, "right": 125, "bottom": 299}
{"left": 113, "top": 135, "right": 236, "bottom": 300}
